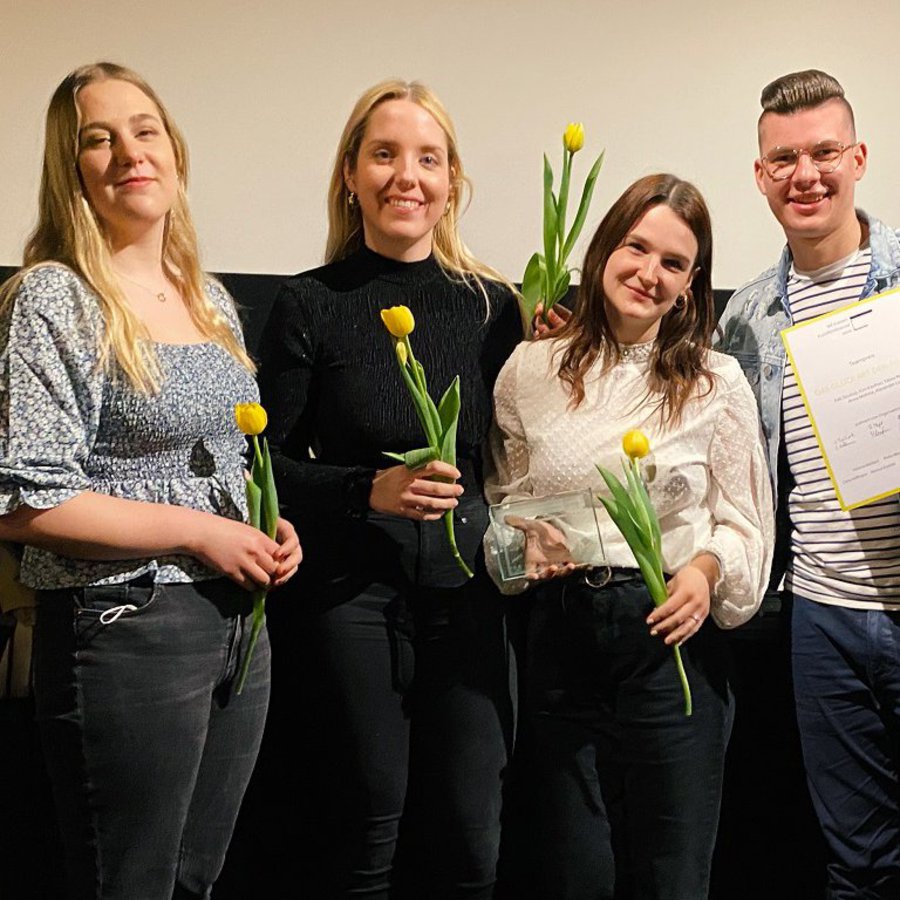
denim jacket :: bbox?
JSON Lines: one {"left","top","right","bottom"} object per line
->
{"left": 716, "top": 211, "right": 900, "bottom": 501}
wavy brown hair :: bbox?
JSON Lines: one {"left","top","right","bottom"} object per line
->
{"left": 551, "top": 173, "right": 715, "bottom": 425}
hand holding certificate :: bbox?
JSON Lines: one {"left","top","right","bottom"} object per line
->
{"left": 782, "top": 286, "right": 900, "bottom": 509}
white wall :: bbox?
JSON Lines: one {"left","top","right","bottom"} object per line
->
{"left": 2, "top": 0, "right": 898, "bottom": 288}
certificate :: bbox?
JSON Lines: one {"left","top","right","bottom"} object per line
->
{"left": 781, "top": 286, "right": 900, "bottom": 509}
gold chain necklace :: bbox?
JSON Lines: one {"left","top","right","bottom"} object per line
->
{"left": 115, "top": 269, "right": 168, "bottom": 303}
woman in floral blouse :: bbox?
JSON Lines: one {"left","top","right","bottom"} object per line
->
{"left": 0, "top": 63, "right": 300, "bottom": 899}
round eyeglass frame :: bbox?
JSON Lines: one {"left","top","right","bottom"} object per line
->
{"left": 760, "top": 141, "right": 859, "bottom": 181}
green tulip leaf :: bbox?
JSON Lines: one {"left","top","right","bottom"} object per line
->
{"left": 397, "top": 358, "right": 439, "bottom": 446}
{"left": 552, "top": 268, "right": 571, "bottom": 306}
{"left": 632, "top": 463, "right": 663, "bottom": 554}
{"left": 624, "top": 459, "right": 653, "bottom": 542}
{"left": 521, "top": 252, "right": 545, "bottom": 322}
{"left": 423, "top": 388, "right": 443, "bottom": 448}
{"left": 383, "top": 446, "right": 440, "bottom": 469}
{"left": 563, "top": 150, "right": 605, "bottom": 262}
{"left": 597, "top": 466, "right": 649, "bottom": 551}
{"left": 437, "top": 376, "right": 461, "bottom": 437}
{"left": 440, "top": 413, "right": 458, "bottom": 466}
{"left": 542, "top": 155, "right": 558, "bottom": 296}
{"left": 259, "top": 438, "right": 280, "bottom": 539}
{"left": 245, "top": 476, "right": 262, "bottom": 531}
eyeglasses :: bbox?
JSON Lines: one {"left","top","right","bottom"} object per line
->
{"left": 759, "top": 141, "right": 858, "bottom": 181}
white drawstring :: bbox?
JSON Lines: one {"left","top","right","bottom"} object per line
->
{"left": 99, "top": 604, "right": 138, "bottom": 625}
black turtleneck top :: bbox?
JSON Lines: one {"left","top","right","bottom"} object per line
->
{"left": 258, "top": 247, "right": 523, "bottom": 594}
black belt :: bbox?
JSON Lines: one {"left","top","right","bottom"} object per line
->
{"left": 581, "top": 566, "right": 642, "bottom": 589}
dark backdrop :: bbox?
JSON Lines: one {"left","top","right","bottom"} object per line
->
{"left": 0, "top": 266, "right": 824, "bottom": 899}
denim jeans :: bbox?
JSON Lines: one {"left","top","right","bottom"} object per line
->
{"left": 791, "top": 596, "right": 900, "bottom": 900}
{"left": 521, "top": 573, "right": 733, "bottom": 900}
{"left": 33, "top": 576, "right": 270, "bottom": 900}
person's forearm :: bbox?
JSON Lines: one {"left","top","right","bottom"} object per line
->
{"left": 1, "top": 492, "right": 211, "bottom": 561}
{"left": 688, "top": 552, "right": 720, "bottom": 593}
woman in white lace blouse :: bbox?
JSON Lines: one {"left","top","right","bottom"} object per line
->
{"left": 485, "top": 174, "right": 773, "bottom": 900}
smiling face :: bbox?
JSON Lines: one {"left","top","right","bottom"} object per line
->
{"left": 755, "top": 98, "right": 867, "bottom": 266}
{"left": 76, "top": 78, "right": 179, "bottom": 246}
{"left": 344, "top": 99, "right": 451, "bottom": 262}
{"left": 601, "top": 204, "right": 698, "bottom": 344}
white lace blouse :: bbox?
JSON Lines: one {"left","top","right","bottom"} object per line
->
{"left": 484, "top": 337, "right": 774, "bottom": 628}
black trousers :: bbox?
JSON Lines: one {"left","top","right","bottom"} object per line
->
{"left": 518, "top": 573, "right": 733, "bottom": 900}
{"left": 274, "top": 501, "right": 513, "bottom": 899}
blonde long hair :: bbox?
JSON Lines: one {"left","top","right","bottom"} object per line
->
{"left": 325, "top": 79, "right": 513, "bottom": 300}
{"left": 1, "top": 62, "right": 253, "bottom": 392}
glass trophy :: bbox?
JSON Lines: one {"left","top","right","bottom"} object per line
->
{"left": 488, "top": 488, "right": 607, "bottom": 582}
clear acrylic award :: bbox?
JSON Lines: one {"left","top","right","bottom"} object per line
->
{"left": 487, "top": 488, "right": 607, "bottom": 582}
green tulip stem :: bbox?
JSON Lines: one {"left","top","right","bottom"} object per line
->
{"left": 444, "top": 509, "right": 474, "bottom": 579}
{"left": 251, "top": 434, "right": 264, "bottom": 471}
{"left": 235, "top": 588, "right": 266, "bottom": 696}
{"left": 403, "top": 337, "right": 425, "bottom": 396}
{"left": 673, "top": 646, "right": 693, "bottom": 717}
{"left": 556, "top": 149, "right": 573, "bottom": 259}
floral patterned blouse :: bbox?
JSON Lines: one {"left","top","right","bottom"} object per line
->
{"left": 0, "top": 264, "right": 258, "bottom": 589}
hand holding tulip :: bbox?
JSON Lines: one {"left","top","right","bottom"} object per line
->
{"left": 378, "top": 305, "right": 473, "bottom": 577}
{"left": 233, "top": 401, "right": 294, "bottom": 694}
{"left": 521, "top": 122, "right": 605, "bottom": 323}
{"left": 532, "top": 301, "right": 572, "bottom": 338}
{"left": 597, "top": 429, "right": 694, "bottom": 715}
{"left": 370, "top": 459, "right": 463, "bottom": 521}
{"left": 647, "top": 556, "right": 717, "bottom": 645}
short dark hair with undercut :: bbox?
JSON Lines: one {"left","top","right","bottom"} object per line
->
{"left": 759, "top": 69, "right": 855, "bottom": 135}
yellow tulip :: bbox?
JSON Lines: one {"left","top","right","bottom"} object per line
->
{"left": 235, "top": 402, "right": 268, "bottom": 436}
{"left": 395, "top": 341, "right": 408, "bottom": 366}
{"left": 380, "top": 305, "right": 415, "bottom": 338}
{"left": 563, "top": 122, "right": 585, "bottom": 154}
{"left": 622, "top": 429, "right": 650, "bottom": 460}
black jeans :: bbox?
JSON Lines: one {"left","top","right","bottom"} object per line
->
{"left": 34, "top": 577, "right": 270, "bottom": 900}
{"left": 521, "top": 573, "right": 733, "bottom": 900}
{"left": 288, "top": 498, "right": 514, "bottom": 900}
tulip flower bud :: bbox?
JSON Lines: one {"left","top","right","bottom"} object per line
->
{"left": 563, "top": 122, "right": 585, "bottom": 153}
{"left": 622, "top": 429, "right": 650, "bottom": 460}
{"left": 380, "top": 305, "right": 416, "bottom": 338}
{"left": 235, "top": 402, "right": 268, "bottom": 436}
{"left": 395, "top": 341, "right": 408, "bottom": 366}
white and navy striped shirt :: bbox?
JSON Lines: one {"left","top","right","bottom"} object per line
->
{"left": 783, "top": 246, "right": 900, "bottom": 610}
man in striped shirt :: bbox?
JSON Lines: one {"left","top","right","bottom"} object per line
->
{"left": 718, "top": 69, "right": 900, "bottom": 899}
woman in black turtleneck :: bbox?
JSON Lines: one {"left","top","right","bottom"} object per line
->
{"left": 257, "top": 80, "right": 523, "bottom": 899}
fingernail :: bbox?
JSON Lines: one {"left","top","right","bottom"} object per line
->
{"left": 649, "top": 628, "right": 658, "bottom": 636}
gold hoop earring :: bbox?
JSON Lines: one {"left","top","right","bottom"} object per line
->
{"left": 347, "top": 191, "right": 357, "bottom": 207}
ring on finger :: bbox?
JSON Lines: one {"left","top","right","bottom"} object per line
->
{"left": 690, "top": 614, "right": 702, "bottom": 625}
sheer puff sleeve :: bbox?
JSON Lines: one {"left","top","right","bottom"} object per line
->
{"left": 482, "top": 344, "right": 535, "bottom": 593}
{"left": 0, "top": 266, "right": 104, "bottom": 514}
{"left": 484, "top": 343, "right": 533, "bottom": 508}
{"left": 702, "top": 358, "right": 775, "bottom": 628}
